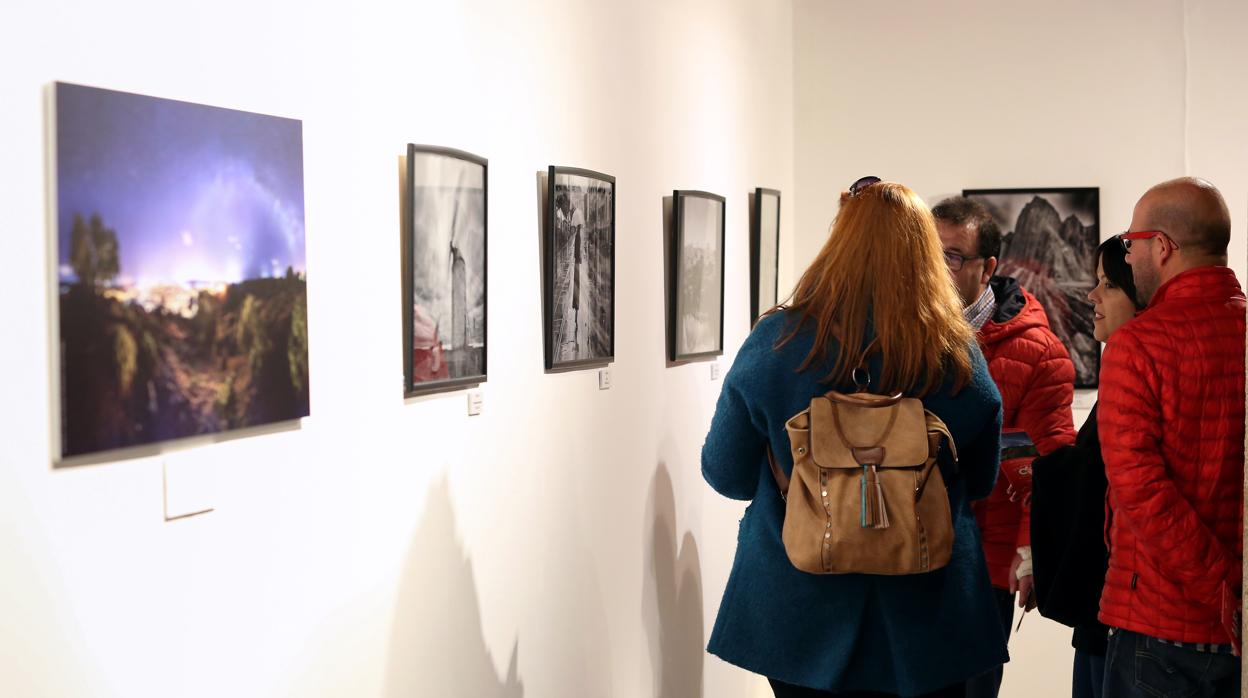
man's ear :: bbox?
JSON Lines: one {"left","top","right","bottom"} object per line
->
{"left": 1158, "top": 236, "right": 1179, "bottom": 265}
{"left": 982, "top": 256, "right": 999, "bottom": 284}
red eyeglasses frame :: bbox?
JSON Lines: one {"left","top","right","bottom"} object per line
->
{"left": 1119, "top": 230, "right": 1179, "bottom": 251}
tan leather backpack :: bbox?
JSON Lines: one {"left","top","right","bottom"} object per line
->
{"left": 768, "top": 389, "right": 957, "bottom": 575}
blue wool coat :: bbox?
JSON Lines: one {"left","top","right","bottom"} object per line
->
{"left": 702, "top": 311, "right": 1008, "bottom": 696}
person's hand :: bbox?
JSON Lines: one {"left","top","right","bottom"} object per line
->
{"left": 1016, "top": 573, "right": 1036, "bottom": 611}
{"left": 1009, "top": 551, "right": 1037, "bottom": 611}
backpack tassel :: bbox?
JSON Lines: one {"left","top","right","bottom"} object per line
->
{"left": 872, "top": 465, "right": 890, "bottom": 529}
{"left": 860, "top": 466, "right": 869, "bottom": 528}
{"left": 860, "top": 465, "right": 890, "bottom": 529}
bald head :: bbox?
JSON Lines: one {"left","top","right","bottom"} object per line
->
{"left": 1135, "top": 177, "right": 1231, "bottom": 261}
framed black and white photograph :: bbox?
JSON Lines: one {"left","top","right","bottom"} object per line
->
{"left": 670, "top": 190, "right": 726, "bottom": 362}
{"left": 403, "top": 144, "right": 487, "bottom": 396}
{"left": 962, "top": 187, "right": 1100, "bottom": 387}
{"left": 750, "top": 188, "right": 781, "bottom": 325}
{"left": 544, "top": 166, "right": 615, "bottom": 371}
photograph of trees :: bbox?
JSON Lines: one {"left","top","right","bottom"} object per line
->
{"left": 55, "top": 83, "right": 310, "bottom": 460}
{"left": 546, "top": 168, "right": 613, "bottom": 370}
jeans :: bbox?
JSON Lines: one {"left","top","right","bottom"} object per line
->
{"left": 1102, "top": 627, "right": 1240, "bottom": 698}
{"left": 1073, "top": 650, "right": 1105, "bottom": 698}
{"left": 964, "top": 587, "right": 1015, "bottom": 698}
{"left": 768, "top": 678, "right": 965, "bottom": 698}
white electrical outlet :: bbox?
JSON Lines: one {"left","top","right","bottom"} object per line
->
{"left": 467, "top": 390, "right": 484, "bottom": 416}
{"left": 598, "top": 369, "right": 612, "bottom": 390}
{"left": 710, "top": 362, "right": 722, "bottom": 381}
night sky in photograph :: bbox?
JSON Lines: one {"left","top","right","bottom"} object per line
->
{"left": 55, "top": 83, "right": 305, "bottom": 286}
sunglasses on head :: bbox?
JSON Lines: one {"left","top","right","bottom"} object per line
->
{"left": 1119, "top": 230, "right": 1179, "bottom": 251}
{"left": 849, "top": 176, "right": 882, "bottom": 197}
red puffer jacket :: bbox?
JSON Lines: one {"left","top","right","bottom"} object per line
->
{"left": 974, "top": 277, "right": 1077, "bottom": 590}
{"left": 1098, "top": 266, "right": 1245, "bottom": 644}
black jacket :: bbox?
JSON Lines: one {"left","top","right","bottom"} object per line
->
{"left": 1030, "top": 404, "right": 1110, "bottom": 655}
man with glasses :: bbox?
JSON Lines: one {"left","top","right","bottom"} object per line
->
{"left": 1097, "top": 177, "right": 1244, "bottom": 697}
{"left": 932, "top": 196, "right": 1077, "bottom": 698}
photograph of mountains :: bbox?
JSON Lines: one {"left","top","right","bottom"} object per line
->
{"left": 55, "top": 82, "right": 309, "bottom": 460}
{"left": 963, "top": 187, "right": 1100, "bottom": 387}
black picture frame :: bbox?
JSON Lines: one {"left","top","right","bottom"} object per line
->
{"left": 669, "top": 190, "right": 726, "bottom": 362}
{"left": 750, "top": 187, "right": 781, "bottom": 326}
{"left": 543, "top": 166, "right": 616, "bottom": 371}
{"left": 403, "top": 144, "right": 488, "bottom": 397}
{"left": 962, "top": 186, "right": 1100, "bottom": 388}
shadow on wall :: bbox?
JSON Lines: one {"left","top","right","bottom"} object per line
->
{"left": 643, "top": 462, "right": 705, "bottom": 698}
{"left": 385, "top": 477, "right": 523, "bottom": 698}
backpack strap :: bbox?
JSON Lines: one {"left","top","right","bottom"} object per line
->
{"left": 825, "top": 390, "right": 904, "bottom": 407}
{"left": 916, "top": 418, "right": 957, "bottom": 501}
{"left": 766, "top": 446, "right": 789, "bottom": 500}
{"left": 926, "top": 416, "right": 959, "bottom": 479}
{"left": 927, "top": 418, "right": 957, "bottom": 463}
{"left": 828, "top": 398, "right": 901, "bottom": 453}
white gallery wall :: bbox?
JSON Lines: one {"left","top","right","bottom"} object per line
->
{"left": 794, "top": 1, "right": 1248, "bottom": 696}
{"left": 0, "top": 0, "right": 792, "bottom": 696}
{"left": 2, "top": 0, "right": 1245, "bottom": 696}
{"left": 794, "top": 0, "right": 1248, "bottom": 287}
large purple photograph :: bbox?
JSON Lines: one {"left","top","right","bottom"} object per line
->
{"left": 54, "top": 83, "right": 309, "bottom": 460}
{"left": 963, "top": 187, "right": 1099, "bottom": 387}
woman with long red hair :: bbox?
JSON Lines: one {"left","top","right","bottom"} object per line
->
{"left": 702, "top": 178, "right": 1007, "bottom": 697}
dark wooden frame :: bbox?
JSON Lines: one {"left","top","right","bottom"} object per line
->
{"left": 669, "top": 190, "right": 726, "bottom": 362}
{"left": 750, "top": 187, "right": 781, "bottom": 325}
{"left": 543, "top": 166, "right": 616, "bottom": 371}
{"left": 962, "top": 186, "right": 1100, "bottom": 388}
{"left": 403, "top": 144, "right": 488, "bottom": 397}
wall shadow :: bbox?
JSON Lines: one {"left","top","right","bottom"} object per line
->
{"left": 384, "top": 478, "right": 523, "bottom": 698}
{"left": 535, "top": 171, "right": 548, "bottom": 369}
{"left": 746, "top": 190, "right": 757, "bottom": 330}
{"left": 662, "top": 196, "right": 680, "bottom": 368}
{"left": 52, "top": 418, "right": 303, "bottom": 470}
{"left": 398, "top": 154, "right": 410, "bottom": 398}
{"left": 643, "top": 462, "right": 705, "bottom": 698}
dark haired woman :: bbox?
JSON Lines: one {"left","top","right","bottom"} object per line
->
{"left": 1030, "top": 237, "right": 1144, "bottom": 698}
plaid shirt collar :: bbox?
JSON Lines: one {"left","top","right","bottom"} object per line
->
{"left": 964, "top": 285, "right": 997, "bottom": 331}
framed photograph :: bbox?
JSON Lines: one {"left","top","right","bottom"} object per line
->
{"left": 403, "top": 144, "right": 487, "bottom": 396}
{"left": 670, "top": 190, "right": 726, "bottom": 362}
{"left": 750, "top": 188, "right": 781, "bottom": 325}
{"left": 52, "top": 82, "right": 310, "bottom": 461}
{"left": 544, "top": 166, "right": 615, "bottom": 370}
{"left": 962, "top": 187, "right": 1100, "bottom": 387}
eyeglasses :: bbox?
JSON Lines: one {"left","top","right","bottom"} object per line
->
{"left": 849, "top": 176, "right": 882, "bottom": 197}
{"left": 943, "top": 249, "right": 983, "bottom": 272}
{"left": 1119, "top": 230, "right": 1179, "bottom": 251}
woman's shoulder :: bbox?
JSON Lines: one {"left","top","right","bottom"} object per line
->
{"left": 727, "top": 311, "right": 814, "bottom": 390}
{"left": 740, "top": 310, "right": 806, "bottom": 360}
{"left": 923, "top": 342, "right": 1000, "bottom": 411}
{"left": 748, "top": 310, "right": 790, "bottom": 343}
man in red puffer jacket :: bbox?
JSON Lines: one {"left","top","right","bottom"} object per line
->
{"left": 1098, "top": 177, "right": 1244, "bottom": 698}
{"left": 934, "top": 197, "right": 1077, "bottom": 698}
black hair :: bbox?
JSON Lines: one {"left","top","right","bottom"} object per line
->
{"left": 931, "top": 196, "right": 1001, "bottom": 260}
{"left": 1097, "top": 237, "right": 1143, "bottom": 310}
